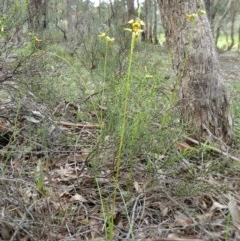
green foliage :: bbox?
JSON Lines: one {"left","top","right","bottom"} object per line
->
{"left": 35, "top": 160, "right": 47, "bottom": 197}
{"left": 217, "top": 33, "right": 239, "bottom": 51}
{"left": 1, "top": 2, "right": 240, "bottom": 240}
{"left": 231, "top": 81, "right": 240, "bottom": 145}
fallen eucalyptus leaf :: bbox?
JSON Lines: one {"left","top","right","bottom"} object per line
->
{"left": 228, "top": 199, "right": 240, "bottom": 228}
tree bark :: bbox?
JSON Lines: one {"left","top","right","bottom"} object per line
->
{"left": 203, "top": 0, "right": 211, "bottom": 21}
{"left": 67, "top": 0, "right": 75, "bottom": 40}
{"left": 143, "top": 0, "right": 154, "bottom": 43}
{"left": 153, "top": 0, "right": 158, "bottom": 44}
{"left": 158, "top": 0, "right": 234, "bottom": 146}
{"left": 127, "top": 0, "right": 135, "bottom": 20}
{"left": 27, "top": 0, "right": 48, "bottom": 32}
{"left": 227, "top": 0, "right": 239, "bottom": 51}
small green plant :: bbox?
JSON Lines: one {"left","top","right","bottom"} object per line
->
{"left": 35, "top": 160, "right": 47, "bottom": 197}
{"left": 113, "top": 17, "right": 145, "bottom": 209}
{"left": 95, "top": 17, "right": 146, "bottom": 241}
{"left": 225, "top": 212, "right": 231, "bottom": 241}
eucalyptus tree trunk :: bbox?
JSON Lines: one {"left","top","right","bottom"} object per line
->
{"left": 227, "top": 0, "right": 239, "bottom": 51}
{"left": 27, "top": 0, "right": 48, "bottom": 32}
{"left": 67, "top": 0, "right": 75, "bottom": 40}
{"left": 153, "top": 0, "right": 158, "bottom": 44}
{"left": 158, "top": 0, "right": 234, "bottom": 146}
{"left": 143, "top": 0, "right": 154, "bottom": 42}
{"left": 127, "top": 0, "right": 135, "bottom": 20}
{"left": 42, "top": 0, "right": 48, "bottom": 29}
{"left": 203, "top": 0, "right": 211, "bottom": 21}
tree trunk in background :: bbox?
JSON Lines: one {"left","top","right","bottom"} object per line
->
{"left": 112, "top": 0, "right": 127, "bottom": 24}
{"left": 158, "top": 0, "right": 234, "bottom": 146}
{"left": 127, "top": 0, "right": 135, "bottom": 20}
{"left": 27, "top": 0, "right": 48, "bottom": 32}
{"left": 238, "top": 25, "right": 240, "bottom": 51}
{"left": 227, "top": 0, "right": 239, "bottom": 51}
{"left": 67, "top": 0, "right": 75, "bottom": 40}
{"left": 153, "top": 0, "right": 158, "bottom": 44}
{"left": 42, "top": 0, "right": 48, "bottom": 29}
{"left": 28, "top": 0, "right": 40, "bottom": 31}
{"left": 142, "top": 0, "right": 149, "bottom": 41}
{"left": 143, "top": 0, "right": 154, "bottom": 42}
{"left": 203, "top": 0, "right": 211, "bottom": 21}
{"left": 214, "top": 0, "right": 233, "bottom": 47}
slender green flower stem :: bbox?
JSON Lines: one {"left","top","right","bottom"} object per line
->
{"left": 112, "top": 34, "right": 136, "bottom": 215}
{"left": 103, "top": 40, "right": 108, "bottom": 82}
{"left": 100, "top": 39, "right": 109, "bottom": 126}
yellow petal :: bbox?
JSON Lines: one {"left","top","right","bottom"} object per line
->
{"left": 98, "top": 32, "right": 106, "bottom": 38}
{"left": 128, "top": 19, "right": 134, "bottom": 24}
{"left": 106, "top": 36, "right": 115, "bottom": 43}
{"left": 198, "top": 9, "right": 206, "bottom": 15}
{"left": 132, "top": 22, "right": 141, "bottom": 29}
{"left": 124, "top": 28, "right": 133, "bottom": 32}
{"left": 186, "top": 13, "right": 198, "bottom": 20}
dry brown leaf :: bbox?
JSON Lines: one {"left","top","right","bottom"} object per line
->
{"left": 198, "top": 194, "right": 213, "bottom": 210}
{"left": 175, "top": 217, "right": 194, "bottom": 227}
{"left": 70, "top": 193, "right": 87, "bottom": 202}
{"left": 177, "top": 142, "right": 192, "bottom": 152}
{"left": 168, "top": 233, "right": 181, "bottom": 238}
{"left": 210, "top": 201, "right": 227, "bottom": 211}
{"left": 67, "top": 153, "right": 89, "bottom": 162}
{"left": 134, "top": 180, "right": 142, "bottom": 193}
{"left": 161, "top": 206, "right": 169, "bottom": 217}
{"left": 194, "top": 212, "right": 212, "bottom": 222}
{"left": 228, "top": 199, "right": 240, "bottom": 228}
{"left": 0, "top": 224, "right": 11, "bottom": 240}
{"left": 77, "top": 215, "right": 90, "bottom": 225}
{"left": 19, "top": 237, "right": 30, "bottom": 241}
{"left": 156, "top": 201, "right": 169, "bottom": 217}
{"left": 55, "top": 166, "right": 78, "bottom": 180}
{"left": 59, "top": 184, "right": 75, "bottom": 197}
{"left": 89, "top": 219, "right": 102, "bottom": 239}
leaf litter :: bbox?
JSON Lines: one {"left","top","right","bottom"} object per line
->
{"left": 1, "top": 53, "right": 240, "bottom": 241}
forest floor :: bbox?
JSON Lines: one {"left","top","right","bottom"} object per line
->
{"left": 0, "top": 47, "right": 240, "bottom": 241}
{"left": 219, "top": 52, "right": 240, "bottom": 83}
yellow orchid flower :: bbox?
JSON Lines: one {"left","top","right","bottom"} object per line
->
{"left": 125, "top": 18, "right": 145, "bottom": 41}
{"left": 106, "top": 36, "right": 115, "bottom": 43}
{"left": 198, "top": 9, "right": 206, "bottom": 15}
{"left": 98, "top": 32, "right": 106, "bottom": 39}
{"left": 186, "top": 13, "right": 198, "bottom": 21}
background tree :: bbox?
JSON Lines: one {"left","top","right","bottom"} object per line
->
{"left": 66, "top": 0, "right": 76, "bottom": 40}
{"left": 27, "top": 0, "right": 48, "bottom": 33}
{"left": 127, "top": 0, "right": 135, "bottom": 20}
{"left": 226, "top": 0, "right": 239, "bottom": 50}
{"left": 158, "top": 0, "right": 234, "bottom": 145}
{"left": 214, "top": 0, "right": 234, "bottom": 47}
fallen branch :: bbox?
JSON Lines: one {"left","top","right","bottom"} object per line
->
{"left": 57, "top": 120, "right": 101, "bottom": 129}
{"left": 185, "top": 136, "right": 240, "bottom": 162}
{"left": 151, "top": 122, "right": 240, "bottom": 161}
